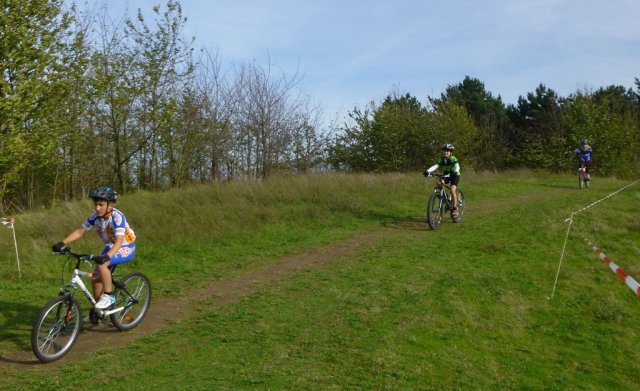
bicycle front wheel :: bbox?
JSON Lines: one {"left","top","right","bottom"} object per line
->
{"left": 427, "top": 193, "right": 444, "bottom": 230}
{"left": 31, "top": 295, "right": 81, "bottom": 363}
{"left": 453, "top": 189, "right": 465, "bottom": 223}
{"left": 111, "top": 272, "right": 152, "bottom": 331}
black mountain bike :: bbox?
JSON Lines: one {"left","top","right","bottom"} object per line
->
{"left": 426, "top": 173, "right": 465, "bottom": 230}
{"left": 31, "top": 249, "right": 152, "bottom": 362}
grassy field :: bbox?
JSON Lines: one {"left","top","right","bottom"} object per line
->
{"left": 1, "top": 171, "right": 639, "bottom": 390}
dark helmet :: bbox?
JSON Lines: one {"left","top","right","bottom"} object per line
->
{"left": 441, "top": 143, "right": 455, "bottom": 152}
{"left": 581, "top": 139, "right": 588, "bottom": 145}
{"left": 89, "top": 186, "right": 117, "bottom": 203}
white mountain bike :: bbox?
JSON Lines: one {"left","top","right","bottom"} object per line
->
{"left": 31, "top": 248, "right": 151, "bottom": 362}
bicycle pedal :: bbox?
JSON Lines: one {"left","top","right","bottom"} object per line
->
{"left": 86, "top": 308, "right": 103, "bottom": 324}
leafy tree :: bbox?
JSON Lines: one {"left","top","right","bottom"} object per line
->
{"left": 370, "top": 93, "right": 432, "bottom": 171}
{"left": 126, "top": 0, "right": 195, "bottom": 189}
{"left": 86, "top": 18, "right": 139, "bottom": 193}
{"left": 328, "top": 93, "right": 433, "bottom": 172}
{"left": 431, "top": 100, "right": 478, "bottom": 169}
{"left": 507, "top": 84, "right": 563, "bottom": 169}
{"left": 0, "top": 0, "right": 72, "bottom": 209}
{"left": 431, "top": 76, "right": 510, "bottom": 169}
{"left": 592, "top": 85, "right": 639, "bottom": 121}
{"left": 52, "top": 4, "right": 98, "bottom": 202}
{"left": 289, "top": 105, "right": 327, "bottom": 173}
{"left": 562, "top": 90, "right": 638, "bottom": 177}
{"left": 327, "top": 105, "right": 376, "bottom": 171}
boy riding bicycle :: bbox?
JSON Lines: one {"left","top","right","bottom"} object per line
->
{"left": 423, "top": 143, "right": 461, "bottom": 218}
{"left": 574, "top": 139, "right": 593, "bottom": 176}
{"left": 52, "top": 187, "right": 136, "bottom": 311}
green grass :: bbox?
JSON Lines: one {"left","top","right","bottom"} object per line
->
{"left": 1, "top": 171, "right": 640, "bottom": 390}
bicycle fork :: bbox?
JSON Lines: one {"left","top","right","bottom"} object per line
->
{"left": 54, "top": 296, "right": 75, "bottom": 328}
{"left": 440, "top": 189, "right": 451, "bottom": 211}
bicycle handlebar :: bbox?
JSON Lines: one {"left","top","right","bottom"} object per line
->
{"left": 425, "top": 173, "right": 451, "bottom": 179}
{"left": 53, "top": 248, "right": 95, "bottom": 266}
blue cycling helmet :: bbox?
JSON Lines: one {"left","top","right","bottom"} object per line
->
{"left": 581, "top": 139, "right": 588, "bottom": 145}
{"left": 89, "top": 186, "right": 117, "bottom": 203}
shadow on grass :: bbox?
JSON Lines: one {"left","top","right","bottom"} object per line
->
{"left": 0, "top": 300, "right": 122, "bottom": 366}
{"left": 0, "top": 300, "right": 43, "bottom": 364}
{"left": 371, "top": 211, "right": 462, "bottom": 232}
{"left": 379, "top": 214, "right": 430, "bottom": 231}
{"left": 540, "top": 181, "right": 581, "bottom": 190}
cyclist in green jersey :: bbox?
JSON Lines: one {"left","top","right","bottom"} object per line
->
{"left": 423, "top": 143, "right": 461, "bottom": 218}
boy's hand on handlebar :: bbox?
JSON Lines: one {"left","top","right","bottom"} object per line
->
{"left": 91, "top": 254, "right": 111, "bottom": 264}
{"left": 52, "top": 241, "right": 68, "bottom": 253}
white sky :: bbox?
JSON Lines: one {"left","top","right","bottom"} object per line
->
{"left": 97, "top": 0, "right": 640, "bottom": 124}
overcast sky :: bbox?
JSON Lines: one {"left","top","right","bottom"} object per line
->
{"left": 99, "top": 0, "right": 640, "bottom": 123}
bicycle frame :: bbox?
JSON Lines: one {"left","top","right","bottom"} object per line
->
{"left": 63, "top": 266, "right": 96, "bottom": 305}
{"left": 58, "top": 253, "right": 133, "bottom": 318}
{"left": 426, "top": 173, "right": 464, "bottom": 229}
{"left": 33, "top": 249, "right": 151, "bottom": 362}
{"left": 433, "top": 174, "right": 453, "bottom": 210}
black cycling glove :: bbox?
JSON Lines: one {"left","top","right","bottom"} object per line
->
{"left": 92, "top": 254, "right": 111, "bottom": 264}
{"left": 52, "top": 241, "right": 67, "bottom": 253}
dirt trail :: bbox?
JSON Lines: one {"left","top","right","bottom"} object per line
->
{"left": 1, "top": 225, "right": 410, "bottom": 371}
{"left": 1, "top": 186, "right": 573, "bottom": 372}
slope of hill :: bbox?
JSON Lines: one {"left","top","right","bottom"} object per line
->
{"left": 1, "top": 171, "right": 639, "bottom": 389}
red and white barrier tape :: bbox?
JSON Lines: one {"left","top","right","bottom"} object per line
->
{"left": 552, "top": 179, "right": 640, "bottom": 299}
{"left": 586, "top": 239, "right": 640, "bottom": 296}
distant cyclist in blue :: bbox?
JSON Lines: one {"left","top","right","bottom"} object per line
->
{"left": 574, "top": 139, "right": 593, "bottom": 175}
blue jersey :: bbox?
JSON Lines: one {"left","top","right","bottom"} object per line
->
{"left": 576, "top": 145, "right": 593, "bottom": 162}
{"left": 82, "top": 208, "right": 136, "bottom": 245}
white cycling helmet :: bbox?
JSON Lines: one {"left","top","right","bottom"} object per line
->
{"left": 441, "top": 143, "right": 454, "bottom": 152}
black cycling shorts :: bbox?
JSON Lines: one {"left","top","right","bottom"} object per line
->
{"left": 444, "top": 173, "right": 460, "bottom": 186}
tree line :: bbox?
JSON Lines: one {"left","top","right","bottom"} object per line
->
{"left": 329, "top": 78, "right": 640, "bottom": 179}
{"left": 1, "top": 1, "right": 639, "bottom": 212}
{"left": 0, "top": 0, "right": 327, "bottom": 211}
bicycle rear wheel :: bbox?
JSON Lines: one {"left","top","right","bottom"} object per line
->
{"left": 31, "top": 295, "right": 81, "bottom": 363}
{"left": 111, "top": 272, "right": 152, "bottom": 331}
{"left": 452, "top": 189, "right": 465, "bottom": 223}
{"left": 427, "top": 193, "right": 444, "bottom": 230}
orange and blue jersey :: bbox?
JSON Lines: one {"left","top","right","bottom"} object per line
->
{"left": 83, "top": 208, "right": 136, "bottom": 265}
